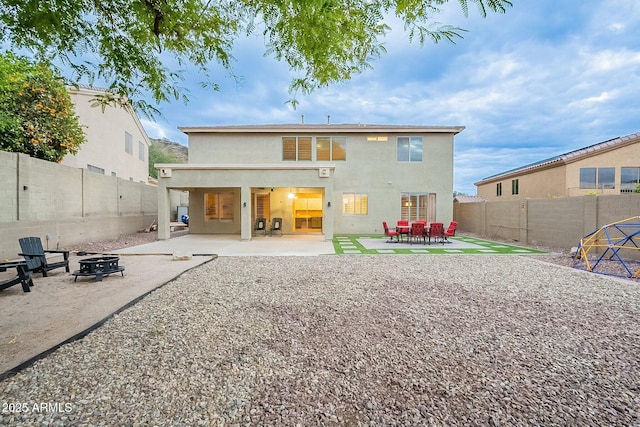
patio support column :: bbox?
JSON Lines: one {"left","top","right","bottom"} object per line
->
{"left": 158, "top": 186, "right": 171, "bottom": 240}
{"left": 323, "top": 183, "right": 334, "bottom": 240}
{"left": 241, "top": 185, "right": 252, "bottom": 241}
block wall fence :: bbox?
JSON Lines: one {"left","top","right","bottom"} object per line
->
{"left": 454, "top": 194, "right": 640, "bottom": 249}
{"left": 0, "top": 151, "right": 158, "bottom": 260}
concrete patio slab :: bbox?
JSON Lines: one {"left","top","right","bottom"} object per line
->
{"left": 114, "top": 234, "right": 336, "bottom": 257}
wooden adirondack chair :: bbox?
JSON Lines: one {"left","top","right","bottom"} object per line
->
{"left": 19, "top": 237, "right": 70, "bottom": 277}
{"left": 0, "top": 261, "right": 34, "bottom": 292}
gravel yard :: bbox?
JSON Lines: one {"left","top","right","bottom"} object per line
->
{"left": 2, "top": 253, "right": 639, "bottom": 426}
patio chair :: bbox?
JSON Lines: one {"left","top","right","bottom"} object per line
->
{"left": 396, "top": 220, "right": 410, "bottom": 242}
{"left": 444, "top": 221, "right": 458, "bottom": 243}
{"left": 270, "top": 217, "right": 283, "bottom": 236}
{"left": 427, "top": 222, "right": 445, "bottom": 245}
{"left": 409, "top": 221, "right": 426, "bottom": 244}
{"left": 19, "top": 236, "right": 70, "bottom": 277}
{"left": 254, "top": 217, "right": 267, "bottom": 236}
{"left": 0, "top": 260, "right": 34, "bottom": 293}
{"left": 382, "top": 221, "right": 400, "bottom": 243}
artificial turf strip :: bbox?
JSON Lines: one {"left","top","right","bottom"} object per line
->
{"left": 332, "top": 235, "right": 548, "bottom": 255}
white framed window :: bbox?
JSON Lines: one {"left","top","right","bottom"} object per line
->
{"left": 342, "top": 193, "right": 368, "bottom": 215}
{"left": 87, "top": 164, "right": 105, "bottom": 174}
{"left": 580, "top": 167, "right": 615, "bottom": 189}
{"left": 283, "top": 137, "right": 312, "bottom": 161}
{"left": 621, "top": 167, "right": 640, "bottom": 193}
{"left": 125, "top": 132, "right": 133, "bottom": 154}
{"left": 205, "top": 193, "right": 234, "bottom": 221}
{"left": 400, "top": 192, "right": 434, "bottom": 222}
{"left": 397, "top": 136, "right": 423, "bottom": 162}
{"left": 317, "top": 136, "right": 346, "bottom": 161}
{"left": 138, "top": 141, "right": 145, "bottom": 161}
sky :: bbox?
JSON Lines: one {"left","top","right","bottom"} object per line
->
{"left": 137, "top": 0, "right": 640, "bottom": 195}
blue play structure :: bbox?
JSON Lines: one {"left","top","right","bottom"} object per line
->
{"left": 573, "top": 216, "right": 640, "bottom": 280}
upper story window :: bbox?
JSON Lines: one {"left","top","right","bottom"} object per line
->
{"left": 580, "top": 167, "right": 615, "bottom": 189}
{"left": 87, "top": 164, "right": 105, "bottom": 174}
{"left": 496, "top": 182, "right": 502, "bottom": 197}
{"left": 125, "top": 132, "right": 133, "bottom": 155}
{"left": 138, "top": 141, "right": 145, "bottom": 161}
{"left": 283, "top": 137, "right": 312, "bottom": 161}
{"left": 283, "top": 136, "right": 346, "bottom": 161}
{"left": 367, "top": 136, "right": 388, "bottom": 141}
{"left": 317, "top": 136, "right": 346, "bottom": 161}
{"left": 621, "top": 167, "right": 640, "bottom": 193}
{"left": 397, "top": 136, "right": 423, "bottom": 162}
{"left": 511, "top": 179, "right": 519, "bottom": 195}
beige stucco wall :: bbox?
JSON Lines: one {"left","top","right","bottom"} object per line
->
{"left": 477, "top": 165, "right": 567, "bottom": 201}
{"left": 62, "top": 88, "right": 150, "bottom": 183}
{"left": 159, "top": 127, "right": 457, "bottom": 239}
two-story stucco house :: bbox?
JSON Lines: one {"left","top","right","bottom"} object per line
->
{"left": 475, "top": 132, "right": 640, "bottom": 201}
{"left": 61, "top": 86, "right": 151, "bottom": 183}
{"left": 155, "top": 124, "right": 464, "bottom": 240}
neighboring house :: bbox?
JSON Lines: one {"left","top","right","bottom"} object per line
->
{"left": 155, "top": 124, "right": 464, "bottom": 240}
{"left": 61, "top": 86, "right": 151, "bottom": 183}
{"left": 475, "top": 132, "right": 640, "bottom": 201}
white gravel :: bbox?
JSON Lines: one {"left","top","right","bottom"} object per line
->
{"left": 2, "top": 255, "right": 639, "bottom": 426}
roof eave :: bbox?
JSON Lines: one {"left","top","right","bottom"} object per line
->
{"left": 179, "top": 124, "right": 465, "bottom": 135}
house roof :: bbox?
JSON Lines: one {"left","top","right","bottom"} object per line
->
{"left": 475, "top": 132, "right": 640, "bottom": 185}
{"left": 179, "top": 124, "right": 465, "bottom": 134}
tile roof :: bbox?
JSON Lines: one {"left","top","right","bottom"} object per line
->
{"left": 454, "top": 195, "right": 485, "bottom": 203}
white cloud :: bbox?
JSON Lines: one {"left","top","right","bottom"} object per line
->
{"left": 140, "top": 119, "right": 167, "bottom": 139}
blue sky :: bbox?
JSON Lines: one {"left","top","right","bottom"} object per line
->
{"left": 138, "top": 0, "right": 640, "bottom": 195}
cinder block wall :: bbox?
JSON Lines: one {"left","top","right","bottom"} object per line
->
{"left": 454, "top": 194, "right": 640, "bottom": 249}
{"left": 485, "top": 201, "right": 521, "bottom": 241}
{"left": 0, "top": 151, "right": 157, "bottom": 260}
{"left": 526, "top": 198, "right": 588, "bottom": 248}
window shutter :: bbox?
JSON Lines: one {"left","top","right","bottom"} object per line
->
{"left": 283, "top": 138, "right": 296, "bottom": 160}
{"left": 298, "top": 137, "right": 312, "bottom": 160}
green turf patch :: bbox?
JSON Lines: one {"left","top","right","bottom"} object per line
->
{"left": 332, "top": 235, "right": 547, "bottom": 255}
